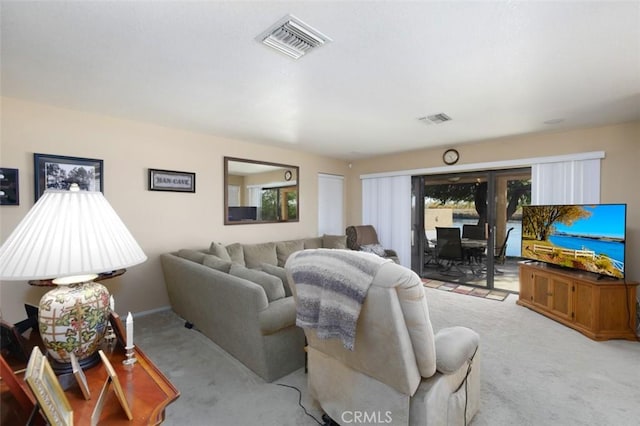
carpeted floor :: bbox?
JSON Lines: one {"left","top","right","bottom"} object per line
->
{"left": 136, "top": 288, "right": 640, "bottom": 426}
{"left": 423, "top": 279, "right": 510, "bottom": 301}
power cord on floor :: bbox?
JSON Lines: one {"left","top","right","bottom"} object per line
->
{"left": 453, "top": 346, "right": 478, "bottom": 426}
{"left": 275, "top": 383, "right": 325, "bottom": 425}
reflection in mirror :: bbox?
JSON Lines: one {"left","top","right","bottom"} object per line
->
{"left": 224, "top": 157, "right": 299, "bottom": 225}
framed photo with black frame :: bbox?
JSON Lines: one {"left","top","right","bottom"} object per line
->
{"left": 0, "top": 167, "right": 19, "bottom": 206}
{"left": 34, "top": 154, "right": 103, "bottom": 201}
{"left": 148, "top": 168, "right": 196, "bottom": 193}
{"left": 109, "top": 312, "right": 126, "bottom": 348}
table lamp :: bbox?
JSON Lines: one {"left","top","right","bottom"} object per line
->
{"left": 0, "top": 184, "right": 147, "bottom": 372}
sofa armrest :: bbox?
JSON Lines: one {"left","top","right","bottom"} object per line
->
{"left": 434, "top": 326, "right": 479, "bottom": 374}
{"left": 259, "top": 297, "right": 297, "bottom": 335}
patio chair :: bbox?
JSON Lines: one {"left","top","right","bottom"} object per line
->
{"left": 494, "top": 227, "right": 515, "bottom": 265}
{"left": 435, "top": 227, "right": 467, "bottom": 275}
{"left": 414, "top": 224, "right": 438, "bottom": 268}
{"left": 462, "top": 224, "right": 487, "bottom": 264}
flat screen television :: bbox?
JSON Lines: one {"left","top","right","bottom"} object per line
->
{"left": 228, "top": 206, "right": 257, "bottom": 221}
{"left": 521, "top": 204, "right": 626, "bottom": 279}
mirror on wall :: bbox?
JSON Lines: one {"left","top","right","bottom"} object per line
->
{"left": 224, "top": 157, "right": 299, "bottom": 225}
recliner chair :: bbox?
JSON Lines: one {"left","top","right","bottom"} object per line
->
{"left": 286, "top": 250, "right": 481, "bottom": 426}
{"left": 346, "top": 225, "right": 399, "bottom": 263}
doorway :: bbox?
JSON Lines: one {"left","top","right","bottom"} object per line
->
{"left": 412, "top": 168, "right": 530, "bottom": 291}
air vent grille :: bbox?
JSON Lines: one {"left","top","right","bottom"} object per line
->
{"left": 418, "top": 113, "right": 452, "bottom": 125}
{"left": 258, "top": 15, "right": 332, "bottom": 59}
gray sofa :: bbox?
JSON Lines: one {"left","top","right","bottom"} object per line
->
{"left": 160, "top": 235, "right": 347, "bottom": 382}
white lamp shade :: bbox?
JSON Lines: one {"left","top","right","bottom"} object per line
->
{"left": 0, "top": 188, "right": 147, "bottom": 280}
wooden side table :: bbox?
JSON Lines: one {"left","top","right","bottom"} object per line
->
{"left": 1, "top": 332, "right": 179, "bottom": 425}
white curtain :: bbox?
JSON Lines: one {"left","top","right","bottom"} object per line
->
{"left": 318, "top": 174, "right": 344, "bottom": 236}
{"left": 246, "top": 186, "right": 263, "bottom": 220}
{"left": 531, "top": 159, "right": 600, "bottom": 204}
{"left": 362, "top": 175, "right": 411, "bottom": 267}
{"left": 227, "top": 185, "right": 240, "bottom": 207}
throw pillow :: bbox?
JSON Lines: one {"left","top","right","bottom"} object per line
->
{"left": 202, "top": 254, "right": 233, "bottom": 273}
{"left": 322, "top": 234, "right": 347, "bottom": 249}
{"left": 303, "top": 237, "right": 323, "bottom": 249}
{"left": 276, "top": 240, "right": 304, "bottom": 267}
{"left": 209, "top": 242, "right": 232, "bottom": 261}
{"left": 260, "top": 263, "right": 292, "bottom": 297}
{"left": 360, "top": 243, "right": 386, "bottom": 257}
{"left": 177, "top": 249, "right": 206, "bottom": 264}
{"left": 229, "top": 264, "right": 285, "bottom": 302}
{"left": 243, "top": 242, "right": 277, "bottom": 269}
{"left": 225, "top": 243, "right": 246, "bottom": 266}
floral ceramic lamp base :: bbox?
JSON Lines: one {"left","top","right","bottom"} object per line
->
{"left": 38, "top": 278, "right": 110, "bottom": 374}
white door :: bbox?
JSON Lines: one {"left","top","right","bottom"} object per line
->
{"left": 318, "top": 173, "right": 344, "bottom": 236}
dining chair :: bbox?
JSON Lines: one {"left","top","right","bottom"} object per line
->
{"left": 415, "top": 225, "right": 438, "bottom": 268}
{"left": 435, "top": 227, "right": 467, "bottom": 275}
{"left": 462, "top": 224, "right": 487, "bottom": 264}
{"left": 494, "top": 227, "right": 515, "bottom": 265}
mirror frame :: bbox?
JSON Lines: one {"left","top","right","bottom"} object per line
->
{"left": 224, "top": 156, "right": 300, "bottom": 225}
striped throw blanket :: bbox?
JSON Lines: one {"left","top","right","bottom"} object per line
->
{"left": 288, "top": 249, "right": 390, "bottom": 351}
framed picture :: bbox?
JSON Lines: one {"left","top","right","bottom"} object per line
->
{"left": 109, "top": 312, "right": 126, "bottom": 348}
{"left": 34, "top": 153, "right": 103, "bottom": 201}
{"left": 0, "top": 167, "right": 19, "bottom": 205}
{"left": 97, "top": 350, "right": 133, "bottom": 420}
{"left": 69, "top": 352, "right": 90, "bottom": 400}
{"left": 148, "top": 168, "right": 196, "bottom": 193}
{"left": 25, "top": 347, "right": 73, "bottom": 426}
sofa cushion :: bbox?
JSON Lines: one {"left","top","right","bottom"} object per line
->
{"left": 209, "top": 242, "right": 232, "bottom": 261}
{"left": 260, "top": 263, "right": 292, "bottom": 297}
{"left": 322, "top": 234, "right": 347, "bottom": 249}
{"left": 276, "top": 240, "right": 304, "bottom": 267}
{"left": 226, "top": 243, "right": 246, "bottom": 266}
{"left": 229, "top": 264, "right": 285, "bottom": 302}
{"left": 243, "top": 242, "right": 278, "bottom": 269}
{"left": 177, "top": 249, "right": 207, "bottom": 264}
{"left": 303, "top": 237, "right": 323, "bottom": 249}
{"left": 434, "top": 326, "right": 480, "bottom": 374}
{"left": 361, "top": 243, "right": 386, "bottom": 257}
{"left": 202, "top": 254, "right": 233, "bottom": 273}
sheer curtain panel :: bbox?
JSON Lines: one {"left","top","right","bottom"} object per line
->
{"left": 531, "top": 159, "right": 600, "bottom": 204}
{"left": 362, "top": 175, "right": 411, "bottom": 267}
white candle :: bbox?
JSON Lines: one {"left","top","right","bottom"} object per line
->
{"left": 109, "top": 295, "right": 115, "bottom": 312}
{"left": 126, "top": 312, "right": 134, "bottom": 348}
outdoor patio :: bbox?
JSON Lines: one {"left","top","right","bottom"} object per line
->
{"left": 421, "top": 256, "right": 521, "bottom": 293}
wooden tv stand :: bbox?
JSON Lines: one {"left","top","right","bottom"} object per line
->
{"left": 518, "top": 262, "right": 638, "bottom": 341}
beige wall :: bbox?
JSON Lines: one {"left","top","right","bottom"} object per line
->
{"left": 2, "top": 97, "right": 637, "bottom": 322}
{"left": 347, "top": 122, "right": 640, "bottom": 283}
{"left": 0, "top": 97, "right": 348, "bottom": 323}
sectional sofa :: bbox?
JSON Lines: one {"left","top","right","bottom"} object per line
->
{"left": 160, "top": 235, "right": 347, "bottom": 382}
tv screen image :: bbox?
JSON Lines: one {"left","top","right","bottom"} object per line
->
{"left": 521, "top": 204, "right": 626, "bottom": 279}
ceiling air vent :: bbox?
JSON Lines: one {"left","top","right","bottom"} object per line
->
{"left": 418, "top": 113, "right": 452, "bottom": 125}
{"left": 258, "top": 15, "right": 332, "bottom": 59}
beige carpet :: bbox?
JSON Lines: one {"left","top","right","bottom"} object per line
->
{"left": 136, "top": 289, "right": 640, "bottom": 425}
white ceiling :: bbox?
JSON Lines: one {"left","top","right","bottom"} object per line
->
{"left": 2, "top": 1, "right": 639, "bottom": 160}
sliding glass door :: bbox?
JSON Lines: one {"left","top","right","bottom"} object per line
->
{"left": 412, "top": 168, "right": 530, "bottom": 291}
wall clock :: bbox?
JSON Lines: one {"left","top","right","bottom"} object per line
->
{"left": 284, "top": 170, "right": 292, "bottom": 181}
{"left": 443, "top": 149, "right": 460, "bottom": 165}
